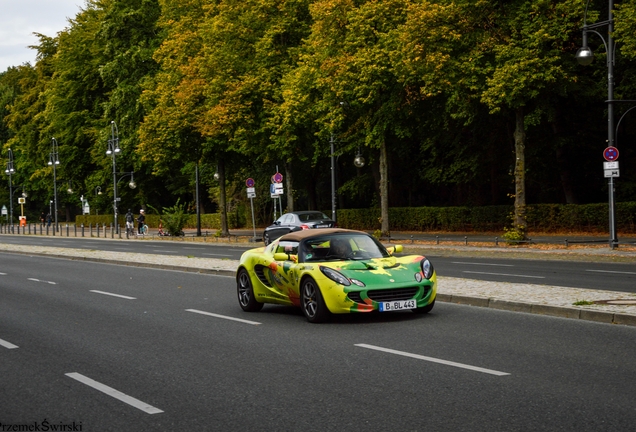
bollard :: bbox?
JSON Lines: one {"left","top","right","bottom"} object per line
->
{"left": 495, "top": 236, "right": 499, "bottom": 246}
{"left": 74, "top": 224, "right": 77, "bottom": 237}
{"left": 565, "top": 239, "right": 568, "bottom": 248}
{"left": 436, "top": 236, "right": 439, "bottom": 245}
{"left": 410, "top": 235, "right": 414, "bottom": 244}
{"left": 89, "top": 223, "right": 92, "bottom": 237}
{"left": 97, "top": 224, "right": 100, "bottom": 238}
{"left": 46, "top": 225, "right": 49, "bottom": 236}
{"left": 118, "top": 225, "right": 122, "bottom": 239}
{"left": 81, "top": 224, "right": 84, "bottom": 237}
{"left": 465, "top": 236, "right": 468, "bottom": 245}
{"left": 66, "top": 224, "right": 69, "bottom": 236}
{"left": 111, "top": 223, "right": 114, "bottom": 239}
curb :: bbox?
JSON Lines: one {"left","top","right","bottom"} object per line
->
{"left": 436, "top": 294, "right": 636, "bottom": 327}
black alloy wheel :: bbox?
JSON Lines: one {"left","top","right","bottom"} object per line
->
{"left": 300, "top": 277, "right": 329, "bottom": 323}
{"left": 237, "top": 269, "right": 264, "bottom": 312}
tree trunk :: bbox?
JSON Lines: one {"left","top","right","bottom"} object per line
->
{"left": 219, "top": 159, "right": 230, "bottom": 236}
{"left": 379, "top": 139, "right": 390, "bottom": 236}
{"left": 285, "top": 162, "right": 294, "bottom": 212}
{"left": 513, "top": 108, "right": 527, "bottom": 236}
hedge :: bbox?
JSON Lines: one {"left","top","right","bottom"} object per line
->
{"left": 75, "top": 202, "right": 636, "bottom": 234}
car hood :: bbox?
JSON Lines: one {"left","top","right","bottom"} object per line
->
{"left": 326, "top": 256, "right": 424, "bottom": 284}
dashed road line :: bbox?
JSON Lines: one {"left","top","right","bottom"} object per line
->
{"left": 355, "top": 344, "right": 510, "bottom": 376}
{"left": 462, "top": 271, "right": 544, "bottom": 279}
{"left": 185, "top": 309, "right": 261, "bottom": 325}
{"left": 90, "top": 290, "right": 136, "bottom": 300}
{"left": 0, "top": 338, "right": 19, "bottom": 349}
{"left": 65, "top": 372, "right": 163, "bottom": 414}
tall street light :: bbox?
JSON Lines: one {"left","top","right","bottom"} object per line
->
{"left": 5, "top": 148, "right": 15, "bottom": 229}
{"left": 106, "top": 121, "right": 121, "bottom": 233}
{"left": 49, "top": 138, "right": 60, "bottom": 231}
{"left": 575, "top": 0, "right": 636, "bottom": 249}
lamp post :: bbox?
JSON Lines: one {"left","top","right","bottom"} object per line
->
{"left": 575, "top": 0, "right": 636, "bottom": 249}
{"left": 5, "top": 149, "right": 15, "bottom": 230}
{"left": 106, "top": 121, "right": 121, "bottom": 232}
{"left": 48, "top": 138, "right": 60, "bottom": 231}
{"left": 195, "top": 161, "right": 201, "bottom": 236}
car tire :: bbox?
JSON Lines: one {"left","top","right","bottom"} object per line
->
{"left": 412, "top": 299, "right": 435, "bottom": 314}
{"left": 300, "top": 277, "right": 329, "bottom": 323}
{"left": 263, "top": 232, "right": 270, "bottom": 245}
{"left": 237, "top": 268, "right": 264, "bottom": 312}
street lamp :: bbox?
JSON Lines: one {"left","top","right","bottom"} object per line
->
{"left": 107, "top": 121, "right": 121, "bottom": 232}
{"left": 5, "top": 148, "right": 15, "bottom": 229}
{"left": 354, "top": 147, "right": 365, "bottom": 168}
{"left": 48, "top": 138, "right": 60, "bottom": 231}
{"left": 575, "top": 0, "right": 636, "bottom": 249}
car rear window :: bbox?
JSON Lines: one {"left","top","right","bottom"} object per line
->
{"left": 298, "top": 212, "right": 328, "bottom": 222}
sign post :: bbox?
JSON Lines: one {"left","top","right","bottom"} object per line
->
{"left": 246, "top": 178, "right": 257, "bottom": 241}
{"left": 271, "top": 171, "right": 284, "bottom": 221}
{"left": 603, "top": 146, "right": 619, "bottom": 248}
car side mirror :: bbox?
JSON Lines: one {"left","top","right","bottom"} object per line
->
{"left": 274, "top": 252, "right": 297, "bottom": 262}
{"left": 387, "top": 245, "right": 403, "bottom": 255}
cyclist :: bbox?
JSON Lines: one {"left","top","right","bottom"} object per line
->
{"left": 137, "top": 209, "right": 146, "bottom": 234}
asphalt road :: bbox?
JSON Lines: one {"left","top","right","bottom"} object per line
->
{"left": 1, "top": 254, "right": 635, "bottom": 430}
{"left": 1, "top": 235, "right": 636, "bottom": 293}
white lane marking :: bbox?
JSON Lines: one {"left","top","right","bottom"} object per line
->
{"left": 27, "top": 278, "right": 57, "bottom": 284}
{"left": 152, "top": 250, "right": 178, "bottom": 253}
{"left": 183, "top": 247, "right": 206, "bottom": 250}
{"left": 462, "top": 271, "right": 544, "bottom": 279}
{"left": 452, "top": 261, "right": 514, "bottom": 267}
{"left": 0, "top": 272, "right": 6, "bottom": 275}
{"left": 586, "top": 269, "right": 636, "bottom": 275}
{"left": 355, "top": 344, "right": 510, "bottom": 376}
{"left": 202, "top": 253, "right": 232, "bottom": 257}
{"left": 90, "top": 290, "right": 136, "bottom": 300}
{"left": 65, "top": 372, "right": 163, "bottom": 414}
{"left": 0, "top": 338, "right": 19, "bottom": 349}
{"left": 185, "top": 309, "right": 261, "bottom": 325}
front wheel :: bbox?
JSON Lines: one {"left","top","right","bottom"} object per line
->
{"left": 300, "top": 278, "right": 329, "bottom": 323}
{"left": 263, "top": 232, "right": 270, "bottom": 245}
{"left": 412, "top": 299, "right": 435, "bottom": 314}
{"left": 237, "top": 269, "right": 263, "bottom": 312}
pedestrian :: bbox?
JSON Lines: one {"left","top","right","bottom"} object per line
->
{"left": 137, "top": 209, "right": 146, "bottom": 234}
{"left": 46, "top": 213, "right": 51, "bottom": 227}
{"left": 40, "top": 212, "right": 45, "bottom": 224}
{"left": 125, "top": 209, "right": 135, "bottom": 236}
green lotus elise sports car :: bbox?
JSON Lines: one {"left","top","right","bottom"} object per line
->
{"left": 236, "top": 228, "right": 437, "bottom": 323}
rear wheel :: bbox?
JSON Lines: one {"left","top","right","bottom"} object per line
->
{"left": 300, "top": 277, "right": 329, "bottom": 323}
{"left": 412, "top": 299, "right": 435, "bottom": 314}
{"left": 237, "top": 269, "right": 263, "bottom": 312}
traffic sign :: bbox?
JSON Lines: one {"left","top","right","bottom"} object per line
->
{"left": 247, "top": 187, "right": 255, "bottom": 193}
{"left": 603, "top": 146, "right": 619, "bottom": 161}
{"left": 604, "top": 169, "right": 620, "bottom": 178}
{"left": 272, "top": 172, "right": 283, "bottom": 183}
{"left": 246, "top": 178, "right": 255, "bottom": 188}
{"left": 604, "top": 161, "right": 619, "bottom": 170}
{"left": 18, "top": 197, "right": 25, "bottom": 204}
{"left": 247, "top": 192, "right": 256, "bottom": 198}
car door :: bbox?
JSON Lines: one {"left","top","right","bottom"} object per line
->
{"left": 271, "top": 240, "right": 301, "bottom": 305}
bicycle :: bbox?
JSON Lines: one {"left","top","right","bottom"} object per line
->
{"left": 139, "top": 224, "right": 149, "bottom": 236}
{"left": 125, "top": 221, "right": 136, "bottom": 238}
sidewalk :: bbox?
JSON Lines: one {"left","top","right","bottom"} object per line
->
{"left": 1, "top": 239, "right": 635, "bottom": 327}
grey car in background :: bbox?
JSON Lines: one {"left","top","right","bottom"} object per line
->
{"left": 263, "top": 211, "right": 335, "bottom": 245}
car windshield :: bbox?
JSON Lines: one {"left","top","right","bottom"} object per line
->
{"left": 300, "top": 234, "right": 390, "bottom": 262}
{"left": 298, "top": 212, "right": 329, "bottom": 222}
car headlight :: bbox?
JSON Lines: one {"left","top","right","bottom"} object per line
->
{"left": 320, "top": 266, "right": 351, "bottom": 286}
{"left": 420, "top": 259, "right": 434, "bottom": 280}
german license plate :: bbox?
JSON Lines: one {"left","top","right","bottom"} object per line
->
{"left": 316, "top": 224, "right": 329, "bottom": 228}
{"left": 379, "top": 300, "right": 416, "bottom": 312}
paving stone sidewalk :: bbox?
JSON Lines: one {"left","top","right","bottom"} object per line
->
{"left": 1, "top": 242, "right": 635, "bottom": 327}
